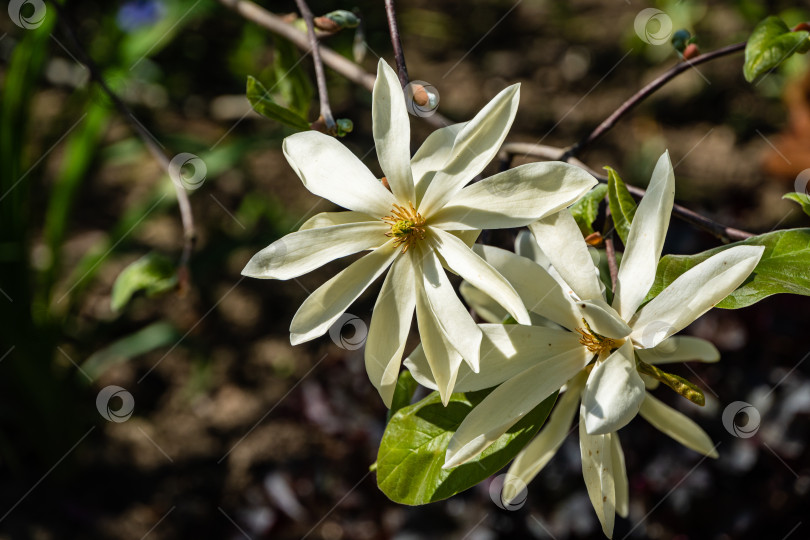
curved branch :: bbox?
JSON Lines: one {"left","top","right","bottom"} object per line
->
{"left": 384, "top": 0, "right": 410, "bottom": 87}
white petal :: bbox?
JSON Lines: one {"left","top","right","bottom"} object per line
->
{"left": 630, "top": 245, "right": 765, "bottom": 347}
{"left": 289, "top": 241, "right": 398, "bottom": 344}
{"left": 613, "top": 151, "right": 675, "bottom": 320}
{"left": 575, "top": 298, "right": 631, "bottom": 340}
{"left": 639, "top": 392, "right": 719, "bottom": 457}
{"left": 529, "top": 210, "right": 603, "bottom": 302}
{"left": 431, "top": 228, "right": 530, "bottom": 325}
{"left": 283, "top": 131, "right": 396, "bottom": 216}
{"left": 411, "top": 122, "right": 467, "bottom": 202}
{"left": 373, "top": 59, "right": 415, "bottom": 203}
{"left": 419, "top": 84, "right": 520, "bottom": 215}
{"left": 406, "top": 324, "right": 585, "bottom": 393}
{"left": 242, "top": 221, "right": 388, "bottom": 280}
{"left": 443, "top": 344, "right": 590, "bottom": 468}
{"left": 503, "top": 373, "right": 586, "bottom": 503}
{"left": 472, "top": 244, "right": 582, "bottom": 331}
{"left": 430, "top": 162, "right": 596, "bottom": 230}
{"left": 611, "top": 432, "right": 629, "bottom": 519}
{"left": 459, "top": 281, "right": 508, "bottom": 324}
{"left": 298, "top": 211, "right": 377, "bottom": 231}
{"left": 415, "top": 281, "right": 462, "bottom": 405}
{"left": 421, "top": 247, "right": 483, "bottom": 372}
{"left": 636, "top": 336, "right": 720, "bottom": 365}
{"left": 580, "top": 409, "right": 616, "bottom": 538}
{"left": 582, "top": 342, "right": 645, "bottom": 435}
{"left": 365, "top": 254, "right": 417, "bottom": 407}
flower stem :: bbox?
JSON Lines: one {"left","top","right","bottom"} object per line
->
{"left": 384, "top": 0, "right": 410, "bottom": 87}
{"left": 294, "top": 0, "right": 336, "bottom": 134}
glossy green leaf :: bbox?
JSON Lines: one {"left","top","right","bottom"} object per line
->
{"left": 246, "top": 76, "right": 311, "bottom": 131}
{"left": 606, "top": 166, "right": 637, "bottom": 244}
{"left": 111, "top": 253, "right": 178, "bottom": 312}
{"left": 570, "top": 184, "right": 607, "bottom": 236}
{"left": 645, "top": 229, "right": 810, "bottom": 309}
{"left": 272, "top": 37, "right": 313, "bottom": 118}
{"left": 82, "top": 322, "right": 180, "bottom": 381}
{"left": 377, "top": 388, "right": 557, "bottom": 504}
{"left": 783, "top": 192, "right": 810, "bottom": 217}
{"left": 744, "top": 16, "right": 810, "bottom": 82}
{"left": 387, "top": 370, "right": 419, "bottom": 422}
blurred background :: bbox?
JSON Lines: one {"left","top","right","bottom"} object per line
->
{"left": 1, "top": 0, "right": 809, "bottom": 538}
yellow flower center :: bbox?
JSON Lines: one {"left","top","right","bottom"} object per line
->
{"left": 383, "top": 202, "right": 426, "bottom": 253}
{"left": 576, "top": 319, "right": 622, "bottom": 356}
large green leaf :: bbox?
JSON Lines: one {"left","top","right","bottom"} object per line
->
{"left": 743, "top": 16, "right": 810, "bottom": 82}
{"left": 570, "top": 184, "right": 607, "bottom": 236}
{"left": 645, "top": 229, "right": 810, "bottom": 309}
{"left": 111, "top": 252, "right": 178, "bottom": 312}
{"left": 387, "top": 370, "right": 419, "bottom": 422}
{"left": 377, "top": 388, "right": 557, "bottom": 504}
{"left": 246, "top": 76, "right": 311, "bottom": 131}
{"left": 606, "top": 166, "right": 637, "bottom": 244}
{"left": 783, "top": 192, "right": 810, "bottom": 218}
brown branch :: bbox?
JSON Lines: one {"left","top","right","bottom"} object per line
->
{"left": 501, "top": 142, "right": 754, "bottom": 243}
{"left": 384, "top": 0, "right": 409, "bottom": 87}
{"left": 561, "top": 42, "right": 747, "bottom": 160}
{"left": 294, "top": 0, "right": 336, "bottom": 134}
{"left": 52, "top": 2, "right": 196, "bottom": 271}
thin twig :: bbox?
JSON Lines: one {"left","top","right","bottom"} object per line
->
{"left": 384, "top": 0, "right": 409, "bottom": 87}
{"left": 562, "top": 42, "right": 746, "bottom": 159}
{"left": 294, "top": 0, "right": 336, "bottom": 134}
{"left": 502, "top": 142, "right": 754, "bottom": 243}
{"left": 51, "top": 2, "right": 196, "bottom": 271}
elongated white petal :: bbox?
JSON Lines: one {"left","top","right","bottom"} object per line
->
{"left": 406, "top": 324, "right": 585, "bottom": 393}
{"left": 373, "top": 59, "right": 415, "bottom": 203}
{"left": 242, "top": 222, "right": 388, "bottom": 280}
{"left": 636, "top": 336, "right": 720, "bottom": 365}
{"left": 580, "top": 409, "right": 616, "bottom": 538}
{"left": 613, "top": 151, "right": 675, "bottom": 320}
{"left": 365, "top": 254, "right": 417, "bottom": 407}
{"left": 576, "top": 298, "right": 631, "bottom": 340}
{"left": 640, "top": 393, "right": 719, "bottom": 457}
{"left": 472, "top": 245, "right": 582, "bottom": 331}
{"left": 289, "top": 241, "right": 398, "bottom": 344}
{"left": 503, "top": 373, "right": 587, "bottom": 503}
{"left": 582, "top": 342, "right": 645, "bottom": 435}
{"left": 411, "top": 122, "right": 467, "bottom": 202}
{"left": 419, "top": 84, "right": 521, "bottom": 215}
{"left": 515, "top": 230, "right": 568, "bottom": 288}
{"left": 459, "top": 281, "right": 508, "bottom": 324}
{"left": 430, "top": 162, "right": 596, "bottom": 230}
{"left": 421, "top": 247, "right": 483, "bottom": 372}
{"left": 415, "top": 282, "right": 462, "bottom": 405}
{"left": 529, "top": 210, "right": 603, "bottom": 302}
{"left": 630, "top": 245, "right": 765, "bottom": 347}
{"left": 283, "top": 131, "right": 396, "bottom": 216}
{"left": 431, "top": 228, "right": 530, "bottom": 325}
{"left": 299, "top": 211, "right": 377, "bottom": 231}
{"left": 443, "top": 344, "right": 590, "bottom": 468}
{"left": 611, "top": 432, "right": 629, "bottom": 518}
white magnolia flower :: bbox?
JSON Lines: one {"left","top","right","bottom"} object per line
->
{"left": 242, "top": 59, "right": 597, "bottom": 406}
{"left": 405, "top": 151, "right": 764, "bottom": 536}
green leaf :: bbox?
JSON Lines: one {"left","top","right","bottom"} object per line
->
{"left": 271, "top": 37, "right": 313, "bottom": 118}
{"left": 82, "top": 322, "right": 180, "bottom": 381}
{"left": 387, "top": 370, "right": 419, "bottom": 422}
{"left": 605, "top": 166, "right": 637, "bottom": 244}
{"left": 377, "top": 388, "right": 557, "bottom": 504}
{"left": 784, "top": 192, "right": 810, "bottom": 217}
{"left": 645, "top": 228, "right": 810, "bottom": 309}
{"left": 111, "top": 253, "right": 178, "bottom": 312}
{"left": 246, "top": 76, "right": 311, "bottom": 131}
{"left": 744, "top": 16, "right": 810, "bottom": 82}
{"left": 570, "top": 184, "right": 607, "bottom": 236}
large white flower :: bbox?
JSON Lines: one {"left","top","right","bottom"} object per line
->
{"left": 242, "top": 59, "right": 597, "bottom": 406}
{"left": 405, "top": 151, "right": 764, "bottom": 536}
